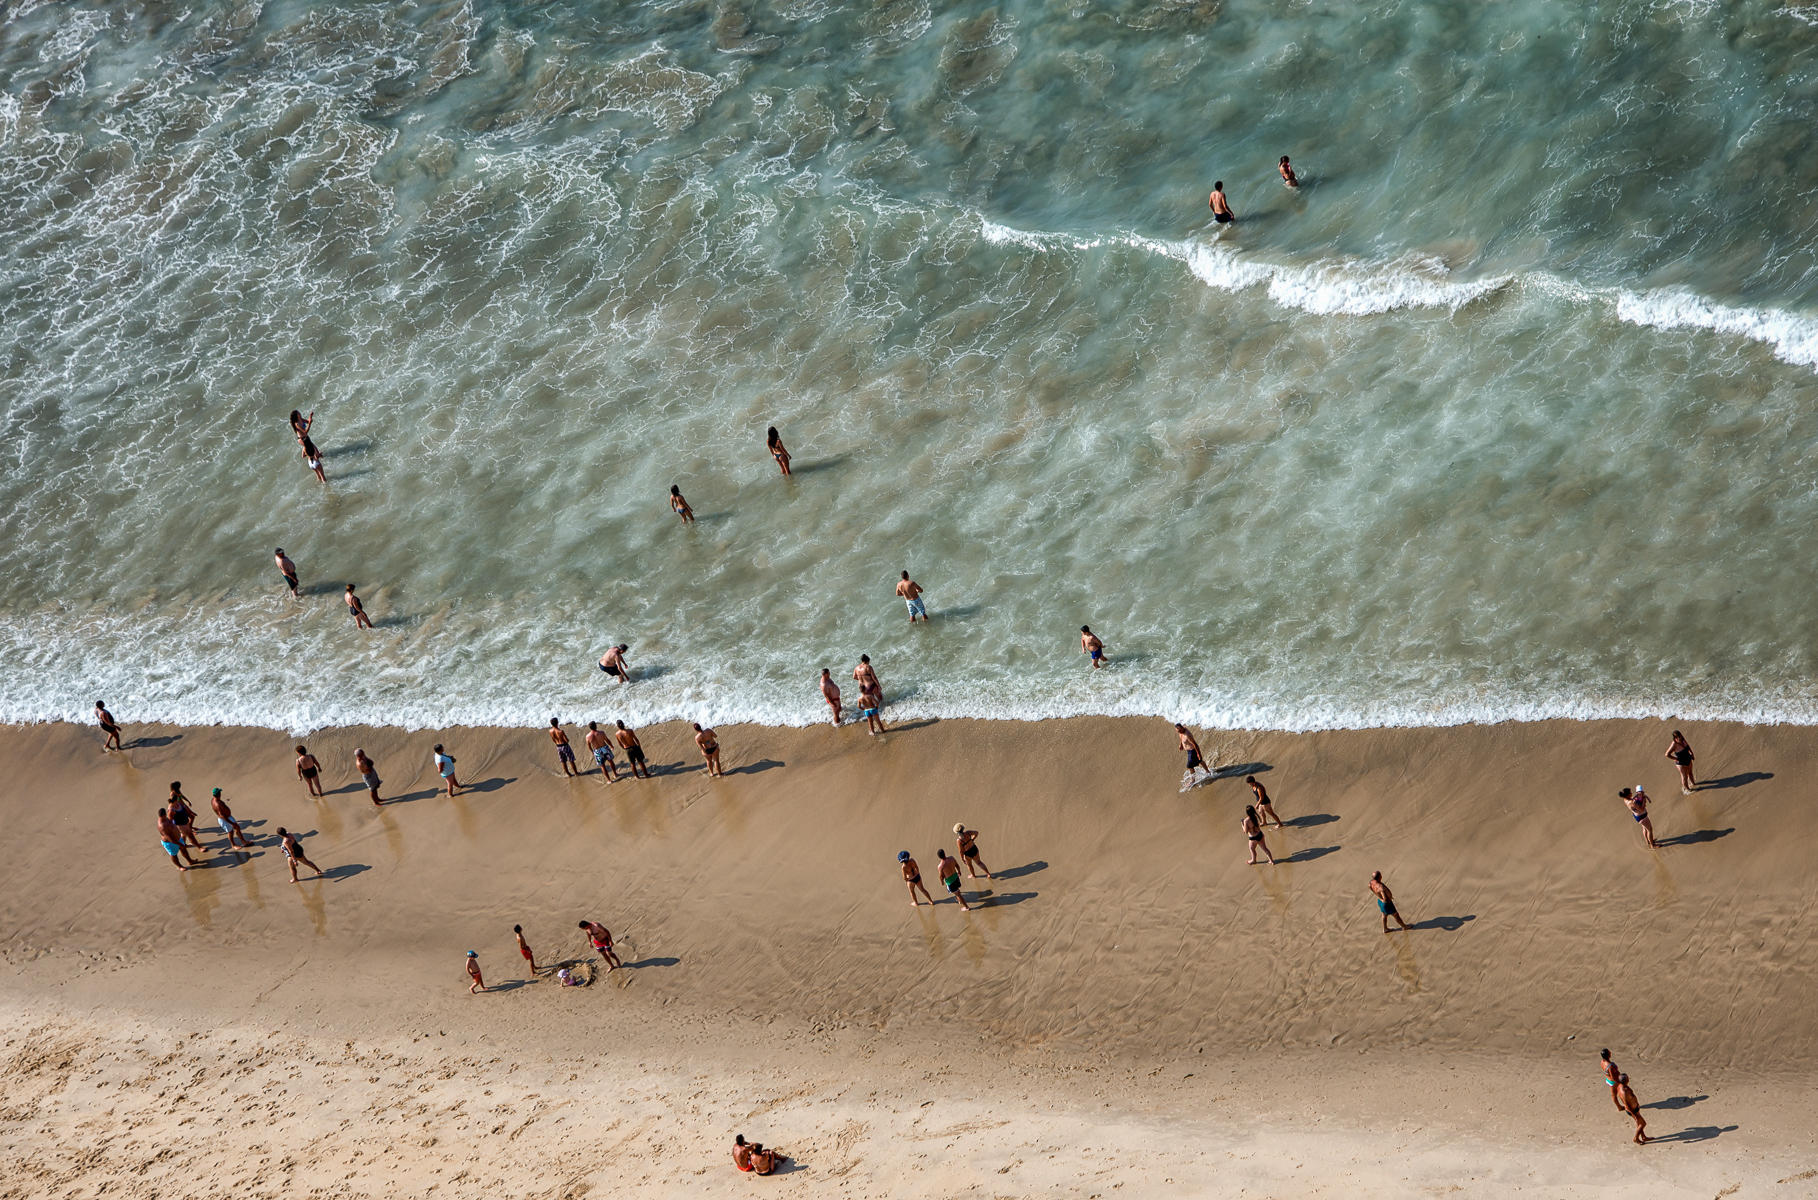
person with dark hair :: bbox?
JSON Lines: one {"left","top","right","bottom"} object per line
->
{"left": 767, "top": 426, "right": 791, "bottom": 476}
{"left": 853, "top": 654, "right": 879, "bottom": 696}
{"left": 694, "top": 723, "right": 723, "bottom": 777}
{"left": 615, "top": 720, "right": 651, "bottom": 779}
{"left": 434, "top": 743, "right": 461, "bottom": 796}
{"left": 289, "top": 409, "right": 313, "bottom": 440}
{"left": 166, "top": 783, "right": 204, "bottom": 850}
{"left": 156, "top": 807, "right": 198, "bottom": 871}
{"left": 344, "top": 584, "right": 372, "bottom": 630}
{"left": 295, "top": 745, "right": 325, "bottom": 797}
{"left": 898, "top": 851, "right": 934, "bottom": 907}
{"left": 598, "top": 644, "right": 631, "bottom": 684}
{"left": 1176, "top": 724, "right": 1210, "bottom": 783}
{"left": 274, "top": 548, "right": 300, "bottom": 596}
{"left": 1209, "top": 181, "right": 1235, "bottom": 222}
{"left": 669, "top": 484, "right": 694, "bottom": 523}
{"left": 277, "top": 827, "right": 322, "bottom": 883}
{"left": 895, "top": 571, "right": 927, "bottom": 622}
{"left": 579, "top": 920, "right": 621, "bottom": 970}
{"left": 1278, "top": 156, "right": 1299, "bottom": 188}
{"left": 210, "top": 788, "right": 253, "bottom": 850}
{"left": 1618, "top": 786, "right": 1657, "bottom": 849}
{"left": 733, "top": 1134, "right": 755, "bottom": 1172}
{"left": 936, "top": 849, "right": 971, "bottom": 912}
{"left": 750, "top": 1143, "right": 785, "bottom": 1175}
{"left": 954, "top": 824, "right": 992, "bottom": 879}
{"left": 1080, "top": 625, "right": 1104, "bottom": 668}
{"left": 1248, "top": 775, "right": 1283, "bottom": 828}
{"left": 1615, "top": 1074, "right": 1649, "bottom": 1144}
{"left": 1665, "top": 731, "right": 1697, "bottom": 793}
{"left": 585, "top": 721, "right": 618, "bottom": 782}
{"left": 819, "top": 669, "right": 843, "bottom": 725}
{"left": 1369, "top": 871, "right": 1409, "bottom": 932}
{"left": 549, "top": 719, "right": 578, "bottom": 777}
{"left": 1600, "top": 1049, "right": 1623, "bottom": 1109}
{"left": 355, "top": 747, "right": 383, "bottom": 805}
{"left": 1242, "top": 805, "right": 1275, "bottom": 866}
{"left": 94, "top": 700, "right": 123, "bottom": 752}
{"left": 514, "top": 924, "right": 539, "bottom": 973}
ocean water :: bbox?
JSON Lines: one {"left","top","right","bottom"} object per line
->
{"left": 3, "top": 0, "right": 1818, "bottom": 733}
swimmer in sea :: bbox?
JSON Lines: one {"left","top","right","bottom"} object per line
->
{"left": 1369, "top": 871, "right": 1410, "bottom": 932}
{"left": 820, "top": 668, "right": 843, "bottom": 725}
{"left": 549, "top": 718, "right": 578, "bottom": 777}
{"left": 95, "top": 700, "right": 123, "bottom": 752}
{"left": 896, "top": 571, "right": 927, "bottom": 623}
{"left": 694, "top": 723, "right": 723, "bottom": 777}
{"left": 599, "top": 644, "right": 630, "bottom": 684}
{"left": 274, "top": 548, "right": 300, "bottom": 596}
{"left": 670, "top": 484, "right": 694, "bottom": 523}
{"left": 1279, "top": 156, "right": 1299, "bottom": 188}
{"left": 301, "top": 434, "right": 326, "bottom": 483}
{"left": 1665, "top": 730, "right": 1697, "bottom": 793}
{"left": 1209, "top": 180, "right": 1235, "bottom": 223}
{"left": 355, "top": 747, "right": 383, "bottom": 805}
{"left": 344, "top": 583, "right": 372, "bottom": 630}
{"left": 1248, "top": 775, "right": 1283, "bottom": 828}
{"left": 1176, "top": 723, "right": 1211, "bottom": 783}
{"left": 156, "top": 807, "right": 198, "bottom": 871}
{"left": 899, "top": 851, "right": 935, "bottom": 907}
{"left": 1243, "top": 805, "right": 1276, "bottom": 866}
{"left": 1080, "top": 625, "right": 1104, "bottom": 669}
{"left": 615, "top": 720, "right": 651, "bottom": 779}
{"left": 585, "top": 721, "right": 619, "bottom": 783}
{"left": 289, "top": 409, "right": 314, "bottom": 442}
{"left": 767, "top": 426, "right": 791, "bottom": 476}
{"left": 1618, "top": 786, "right": 1657, "bottom": 849}
{"left": 295, "top": 745, "right": 325, "bottom": 798}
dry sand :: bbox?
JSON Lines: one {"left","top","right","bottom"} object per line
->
{"left": 3, "top": 715, "right": 1816, "bottom": 1197}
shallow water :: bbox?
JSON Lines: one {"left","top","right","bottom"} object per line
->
{"left": 2, "top": 0, "right": 1817, "bottom": 732}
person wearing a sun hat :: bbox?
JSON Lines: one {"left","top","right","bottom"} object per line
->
{"left": 465, "top": 951, "right": 486, "bottom": 994}
{"left": 953, "top": 823, "right": 992, "bottom": 879}
{"left": 898, "top": 850, "right": 933, "bottom": 907}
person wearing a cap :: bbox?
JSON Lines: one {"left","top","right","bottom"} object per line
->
{"left": 899, "top": 851, "right": 934, "bottom": 907}
{"left": 466, "top": 951, "right": 487, "bottom": 994}
{"left": 953, "top": 824, "right": 992, "bottom": 879}
{"left": 209, "top": 787, "right": 253, "bottom": 850}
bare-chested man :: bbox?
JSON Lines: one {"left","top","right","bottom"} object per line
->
{"left": 1175, "top": 723, "right": 1211, "bottom": 781}
{"left": 585, "top": 721, "right": 619, "bottom": 782}
{"left": 156, "top": 807, "right": 198, "bottom": 871}
{"left": 295, "top": 745, "right": 325, "bottom": 797}
{"left": 1278, "top": 156, "right": 1300, "bottom": 188}
{"left": 95, "top": 700, "right": 123, "bottom": 752}
{"left": 694, "top": 723, "right": 723, "bottom": 777}
{"left": 1619, "top": 786, "right": 1657, "bottom": 849}
{"left": 1369, "top": 871, "right": 1410, "bottom": 932}
{"left": 210, "top": 788, "right": 253, "bottom": 850}
{"left": 819, "top": 668, "right": 843, "bottom": 725}
{"left": 1209, "top": 180, "right": 1235, "bottom": 223}
{"left": 896, "top": 571, "right": 927, "bottom": 623}
{"left": 616, "top": 720, "right": 651, "bottom": 779}
{"left": 354, "top": 747, "right": 383, "bottom": 805}
{"left": 579, "top": 920, "right": 622, "bottom": 970}
{"left": 1615, "top": 1074, "right": 1649, "bottom": 1144}
{"left": 898, "top": 851, "right": 934, "bottom": 907}
{"left": 1080, "top": 625, "right": 1104, "bottom": 669}
{"left": 274, "top": 548, "right": 300, "bottom": 596}
{"left": 549, "top": 718, "right": 578, "bottom": 777}
{"left": 598, "top": 643, "right": 631, "bottom": 684}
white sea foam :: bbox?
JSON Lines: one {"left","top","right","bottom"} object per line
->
{"left": 1611, "top": 286, "right": 1818, "bottom": 369}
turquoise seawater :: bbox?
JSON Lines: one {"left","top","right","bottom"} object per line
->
{"left": 3, "top": 0, "right": 1818, "bottom": 731}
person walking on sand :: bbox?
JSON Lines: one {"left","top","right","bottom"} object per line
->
{"left": 466, "top": 950, "right": 487, "bottom": 994}
{"left": 1243, "top": 805, "right": 1276, "bottom": 865}
{"left": 1369, "top": 871, "right": 1410, "bottom": 932}
{"left": 354, "top": 747, "right": 383, "bottom": 805}
{"left": 954, "top": 823, "right": 993, "bottom": 879}
{"left": 1248, "top": 775, "right": 1283, "bottom": 828}
{"left": 693, "top": 723, "right": 724, "bottom": 777}
{"left": 344, "top": 584, "right": 372, "bottom": 630}
{"left": 896, "top": 571, "right": 927, "bottom": 623}
{"left": 1209, "top": 181, "right": 1235, "bottom": 223}
{"left": 670, "top": 484, "right": 694, "bottom": 523}
{"left": 899, "top": 851, "right": 935, "bottom": 907}
{"left": 767, "top": 426, "right": 791, "bottom": 476}
{"left": 295, "top": 745, "right": 325, "bottom": 797}
{"left": 585, "top": 721, "right": 619, "bottom": 782}
{"left": 579, "top": 920, "right": 622, "bottom": 970}
{"left": 820, "top": 669, "right": 843, "bottom": 725}
{"left": 302, "top": 434, "right": 327, "bottom": 483}
{"left": 166, "top": 783, "right": 205, "bottom": 850}
{"left": 1618, "top": 787, "right": 1657, "bottom": 849}
{"left": 433, "top": 743, "right": 462, "bottom": 795}
{"left": 1176, "top": 724, "right": 1211, "bottom": 783}
{"left": 1600, "top": 1049, "right": 1624, "bottom": 1110}
{"left": 95, "top": 700, "right": 123, "bottom": 752}
{"left": 1665, "top": 730, "right": 1698, "bottom": 793}
{"left": 615, "top": 720, "right": 652, "bottom": 779}
{"left": 276, "top": 827, "right": 322, "bottom": 882}
{"left": 599, "top": 644, "right": 631, "bottom": 684}
{"left": 210, "top": 788, "right": 253, "bottom": 850}
{"left": 1278, "top": 156, "right": 1299, "bottom": 188}
{"left": 156, "top": 807, "right": 199, "bottom": 871}
{"left": 514, "top": 924, "right": 540, "bottom": 974}
{"left": 549, "top": 719, "right": 579, "bottom": 777}
{"left": 274, "top": 548, "right": 300, "bottom": 596}
{"left": 936, "top": 849, "right": 971, "bottom": 911}
{"left": 1615, "top": 1074, "right": 1649, "bottom": 1144}
{"left": 1080, "top": 626, "right": 1104, "bottom": 669}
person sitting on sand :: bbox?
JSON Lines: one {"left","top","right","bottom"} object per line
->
{"left": 750, "top": 1142, "right": 784, "bottom": 1175}
{"left": 733, "top": 1135, "right": 755, "bottom": 1172}
{"left": 557, "top": 966, "right": 583, "bottom": 987}
{"left": 1615, "top": 1074, "right": 1649, "bottom": 1144}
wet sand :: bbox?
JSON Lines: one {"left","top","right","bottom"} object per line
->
{"left": 4, "top": 715, "right": 1816, "bottom": 1196}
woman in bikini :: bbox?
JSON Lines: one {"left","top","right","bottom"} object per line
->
{"left": 1665, "top": 731, "right": 1697, "bottom": 793}
{"left": 1242, "top": 805, "right": 1275, "bottom": 865}
{"left": 669, "top": 484, "right": 694, "bottom": 523}
{"left": 166, "top": 783, "right": 204, "bottom": 849}
{"left": 766, "top": 426, "right": 791, "bottom": 476}
{"left": 1248, "top": 776, "right": 1283, "bottom": 828}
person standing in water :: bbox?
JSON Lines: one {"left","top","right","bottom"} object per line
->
{"left": 1665, "top": 730, "right": 1698, "bottom": 793}
{"left": 853, "top": 654, "right": 880, "bottom": 697}
{"left": 598, "top": 644, "right": 631, "bottom": 684}
{"left": 354, "top": 747, "right": 383, "bottom": 805}
{"left": 1615, "top": 1074, "right": 1649, "bottom": 1144}
{"left": 1242, "top": 805, "right": 1275, "bottom": 865}
{"left": 898, "top": 851, "right": 935, "bottom": 907}
{"left": 1248, "top": 775, "right": 1283, "bottom": 828}
{"left": 694, "top": 723, "right": 723, "bottom": 777}
{"left": 210, "top": 788, "right": 253, "bottom": 850}
{"left": 344, "top": 584, "right": 373, "bottom": 630}
{"left": 95, "top": 700, "right": 123, "bottom": 752}
{"left": 670, "top": 484, "right": 694, "bottom": 523}
{"left": 1278, "top": 156, "right": 1300, "bottom": 188}
{"left": 466, "top": 950, "right": 487, "bottom": 994}
{"left": 819, "top": 669, "right": 843, "bottom": 725}
{"left": 294, "top": 745, "right": 325, "bottom": 798}
{"left": 615, "top": 720, "right": 651, "bottom": 779}
{"left": 274, "top": 548, "right": 300, "bottom": 596}
{"left": 585, "top": 721, "right": 619, "bottom": 782}
{"left": 289, "top": 409, "right": 314, "bottom": 443}
{"left": 433, "top": 743, "right": 462, "bottom": 796}
{"left": 276, "top": 827, "right": 322, "bottom": 882}
{"left": 1175, "top": 724, "right": 1211, "bottom": 782}
{"left": 896, "top": 571, "right": 927, "bottom": 623}
{"left": 549, "top": 719, "right": 578, "bottom": 777}
{"left": 1369, "top": 871, "right": 1410, "bottom": 932}
{"left": 767, "top": 426, "right": 791, "bottom": 476}
{"left": 1080, "top": 625, "right": 1105, "bottom": 668}
{"left": 1618, "top": 787, "right": 1657, "bottom": 849}
{"left": 954, "top": 823, "right": 992, "bottom": 879}
{"left": 156, "top": 808, "right": 199, "bottom": 871}
{"left": 1209, "top": 181, "right": 1235, "bottom": 223}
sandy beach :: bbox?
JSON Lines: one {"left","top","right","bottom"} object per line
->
{"left": 4, "top": 714, "right": 1817, "bottom": 1197}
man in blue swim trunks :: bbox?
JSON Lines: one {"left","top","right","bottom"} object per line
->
{"left": 156, "top": 807, "right": 198, "bottom": 871}
{"left": 1080, "top": 626, "right": 1104, "bottom": 669}
{"left": 585, "top": 721, "right": 619, "bottom": 783}
{"left": 1369, "top": 871, "right": 1410, "bottom": 932}
{"left": 896, "top": 571, "right": 927, "bottom": 623}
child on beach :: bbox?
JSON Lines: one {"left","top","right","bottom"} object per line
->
{"left": 466, "top": 951, "right": 486, "bottom": 994}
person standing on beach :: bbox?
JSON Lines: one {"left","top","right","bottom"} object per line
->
{"left": 210, "top": 788, "right": 253, "bottom": 850}
{"left": 899, "top": 851, "right": 935, "bottom": 907}
{"left": 860, "top": 680, "right": 888, "bottom": 735}
{"left": 670, "top": 484, "right": 694, "bottom": 524}
{"left": 276, "top": 827, "right": 322, "bottom": 883}
{"left": 1665, "top": 731, "right": 1698, "bottom": 793}
{"left": 95, "top": 700, "right": 123, "bottom": 752}
{"left": 274, "top": 548, "right": 300, "bottom": 596}
{"left": 585, "top": 721, "right": 619, "bottom": 782}
{"left": 615, "top": 720, "right": 651, "bottom": 779}
{"left": 936, "top": 849, "right": 972, "bottom": 911}
{"left": 295, "top": 745, "right": 325, "bottom": 798}
{"left": 1618, "top": 787, "right": 1657, "bottom": 849}
{"left": 1278, "top": 156, "right": 1299, "bottom": 188}
{"left": 1600, "top": 1049, "right": 1624, "bottom": 1110}
{"left": 693, "top": 723, "right": 724, "bottom": 777}
{"left": 156, "top": 808, "right": 198, "bottom": 871}
{"left": 954, "top": 824, "right": 992, "bottom": 879}
{"left": 1176, "top": 724, "right": 1211, "bottom": 783}
{"left": 514, "top": 924, "right": 540, "bottom": 974}
{"left": 1209, "top": 181, "right": 1235, "bottom": 223}
{"left": 1369, "top": 871, "right": 1410, "bottom": 932}
{"left": 599, "top": 644, "right": 631, "bottom": 684}
{"left": 767, "top": 426, "right": 791, "bottom": 476}
{"left": 466, "top": 951, "right": 487, "bottom": 994}
{"left": 1615, "top": 1074, "right": 1649, "bottom": 1144}
{"left": 1248, "top": 776, "right": 1283, "bottom": 828}
{"left": 344, "top": 584, "right": 372, "bottom": 630}
{"left": 1080, "top": 626, "right": 1104, "bottom": 668}
{"left": 896, "top": 571, "right": 927, "bottom": 623}
{"left": 579, "top": 920, "right": 622, "bottom": 970}
{"left": 354, "top": 747, "right": 383, "bottom": 805}
{"left": 166, "top": 784, "right": 205, "bottom": 850}
{"left": 549, "top": 719, "right": 578, "bottom": 777}
{"left": 433, "top": 743, "right": 462, "bottom": 795}
{"left": 819, "top": 669, "right": 843, "bottom": 725}
{"left": 1243, "top": 805, "right": 1276, "bottom": 865}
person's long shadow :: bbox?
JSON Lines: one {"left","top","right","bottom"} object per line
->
{"left": 126, "top": 734, "right": 183, "bottom": 749}
{"left": 976, "top": 890, "right": 1037, "bottom": 908}
{"left": 938, "top": 604, "right": 985, "bottom": 621}
{"left": 297, "top": 582, "right": 346, "bottom": 597}
{"left": 368, "top": 613, "right": 412, "bottom": 628}
{"left": 1658, "top": 828, "right": 1734, "bottom": 847}
{"left": 623, "top": 956, "right": 680, "bottom": 969}
{"left": 883, "top": 719, "right": 939, "bottom": 734}
{"left": 1214, "top": 761, "right": 1271, "bottom": 779}
{"left": 1405, "top": 914, "right": 1476, "bottom": 932}
{"left": 789, "top": 454, "right": 848, "bottom": 477}
{"left": 488, "top": 979, "right": 532, "bottom": 994}
{"left": 653, "top": 761, "right": 704, "bottom": 777}
{"left": 1650, "top": 1124, "right": 1736, "bottom": 1144}
{"left": 320, "top": 863, "right": 370, "bottom": 882}
{"left": 1281, "top": 845, "right": 1340, "bottom": 864}
{"left": 323, "top": 782, "right": 368, "bottom": 797}
{"left": 732, "top": 759, "right": 784, "bottom": 775}
{"left": 1643, "top": 1094, "right": 1707, "bottom": 1111}
{"left": 992, "top": 861, "right": 1047, "bottom": 881}
{"left": 384, "top": 788, "right": 442, "bottom": 806}
{"left": 1284, "top": 813, "right": 1338, "bottom": 829}
{"left": 1698, "top": 772, "right": 1772, "bottom": 790}
{"left": 464, "top": 776, "right": 517, "bottom": 794}
{"left": 187, "top": 854, "right": 241, "bottom": 870}
{"left": 321, "top": 439, "right": 374, "bottom": 459}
